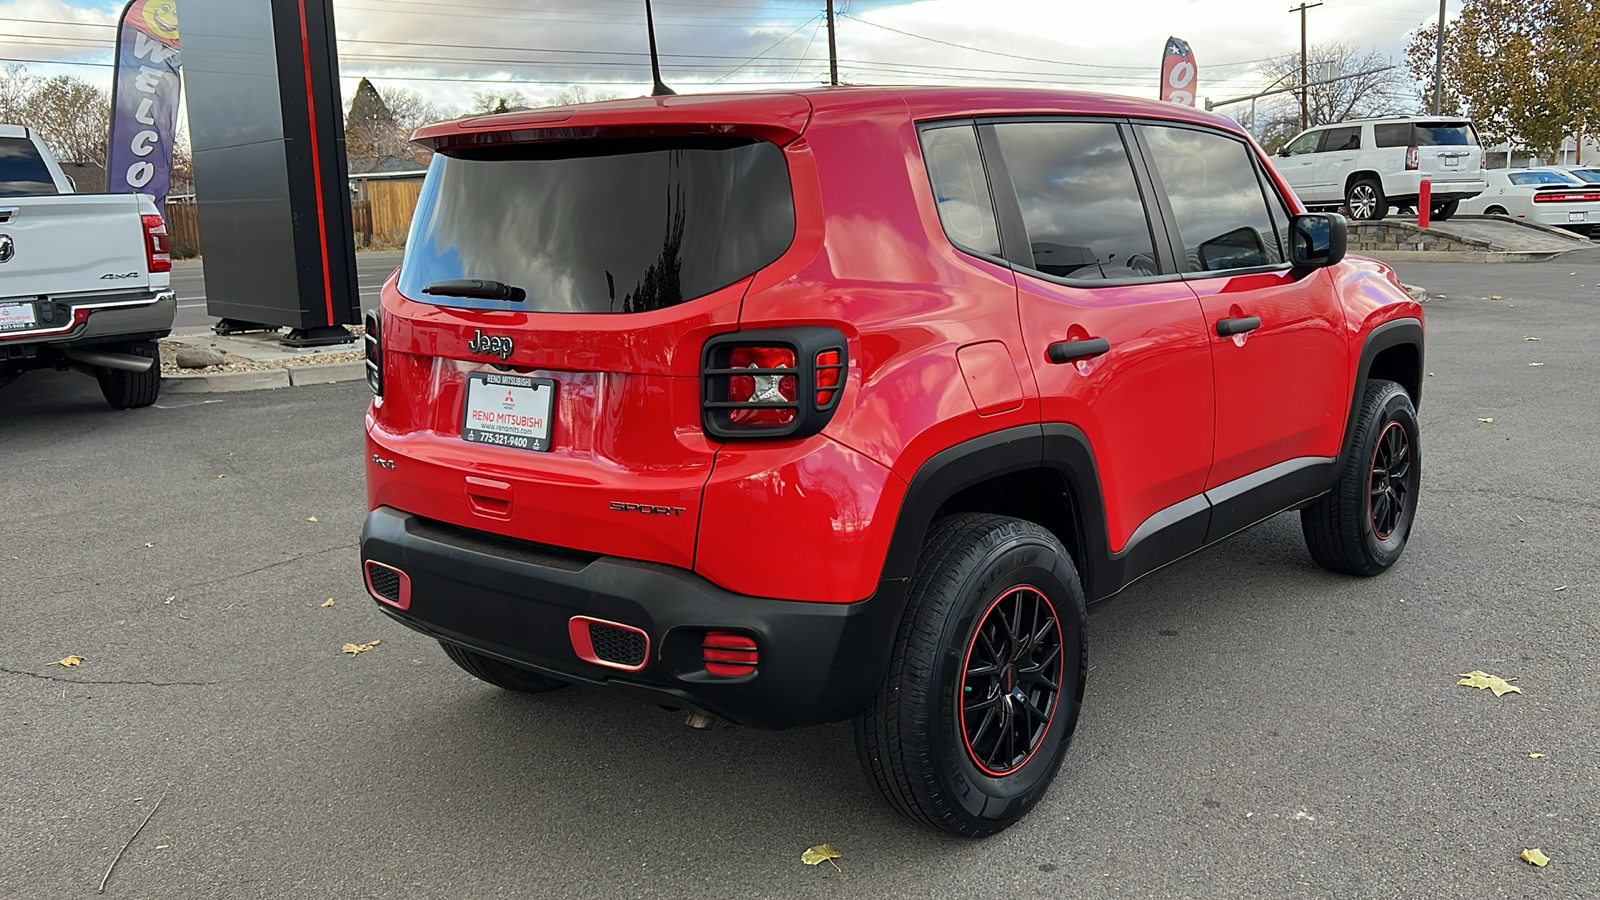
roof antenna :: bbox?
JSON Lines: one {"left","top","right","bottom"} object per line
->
{"left": 645, "top": 0, "right": 676, "bottom": 96}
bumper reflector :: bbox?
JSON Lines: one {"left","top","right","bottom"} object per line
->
{"left": 569, "top": 617, "right": 649, "bottom": 671}
{"left": 703, "top": 630, "right": 758, "bottom": 676}
{"left": 363, "top": 560, "right": 411, "bottom": 610}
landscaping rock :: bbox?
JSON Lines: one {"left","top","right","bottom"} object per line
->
{"left": 175, "top": 347, "right": 228, "bottom": 368}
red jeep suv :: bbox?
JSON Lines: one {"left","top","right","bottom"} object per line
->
{"left": 360, "top": 87, "right": 1423, "bottom": 836}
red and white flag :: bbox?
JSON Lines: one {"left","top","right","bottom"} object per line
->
{"left": 1160, "top": 37, "right": 1197, "bottom": 107}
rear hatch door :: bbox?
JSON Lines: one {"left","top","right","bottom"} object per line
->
{"left": 370, "top": 97, "right": 806, "bottom": 568}
{"left": 1411, "top": 120, "right": 1482, "bottom": 183}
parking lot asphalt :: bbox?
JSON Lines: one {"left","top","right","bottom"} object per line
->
{"left": 170, "top": 251, "right": 402, "bottom": 330}
{"left": 4, "top": 250, "right": 1599, "bottom": 899}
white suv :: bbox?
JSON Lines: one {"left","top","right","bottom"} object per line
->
{"left": 1272, "top": 117, "right": 1487, "bottom": 221}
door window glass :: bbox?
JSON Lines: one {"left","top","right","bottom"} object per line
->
{"left": 1283, "top": 131, "right": 1321, "bottom": 156}
{"left": 918, "top": 125, "right": 1002, "bottom": 257}
{"left": 0, "top": 137, "right": 57, "bottom": 196}
{"left": 1139, "top": 125, "right": 1284, "bottom": 271}
{"left": 1318, "top": 127, "right": 1361, "bottom": 152}
{"left": 991, "top": 121, "right": 1159, "bottom": 280}
{"left": 1374, "top": 123, "right": 1411, "bottom": 148}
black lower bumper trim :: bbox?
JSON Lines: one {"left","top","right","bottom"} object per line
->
{"left": 360, "top": 507, "right": 901, "bottom": 729}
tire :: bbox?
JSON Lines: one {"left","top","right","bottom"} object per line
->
{"left": 439, "top": 641, "right": 571, "bottom": 693}
{"left": 853, "top": 514, "right": 1088, "bottom": 837}
{"left": 1430, "top": 199, "right": 1460, "bottom": 221}
{"left": 95, "top": 340, "right": 161, "bottom": 409}
{"left": 1346, "top": 177, "right": 1388, "bottom": 221}
{"left": 1485, "top": 206, "right": 1509, "bottom": 217}
{"left": 1301, "top": 379, "right": 1420, "bottom": 576}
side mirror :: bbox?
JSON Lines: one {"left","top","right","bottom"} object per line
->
{"left": 1290, "top": 212, "right": 1347, "bottom": 268}
{"left": 1277, "top": 146, "right": 1290, "bottom": 157}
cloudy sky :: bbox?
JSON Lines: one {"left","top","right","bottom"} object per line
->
{"left": 3, "top": 0, "right": 1452, "bottom": 116}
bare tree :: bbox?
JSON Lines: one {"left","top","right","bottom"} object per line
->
{"left": 18, "top": 74, "right": 112, "bottom": 166}
{"left": 1253, "top": 43, "right": 1408, "bottom": 151}
{"left": 547, "top": 86, "right": 622, "bottom": 107}
{"left": 468, "top": 89, "right": 530, "bottom": 115}
{"left": 0, "top": 64, "right": 38, "bottom": 122}
{"left": 383, "top": 87, "right": 456, "bottom": 132}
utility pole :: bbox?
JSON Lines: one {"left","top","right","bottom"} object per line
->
{"left": 1432, "top": 0, "right": 1446, "bottom": 115}
{"left": 1290, "top": 1, "right": 1322, "bottom": 131}
{"left": 825, "top": 0, "right": 839, "bottom": 86}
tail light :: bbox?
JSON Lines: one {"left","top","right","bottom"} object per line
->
{"left": 1405, "top": 146, "right": 1419, "bottom": 171}
{"left": 142, "top": 214, "right": 171, "bottom": 272}
{"left": 1532, "top": 191, "right": 1599, "bottom": 203}
{"left": 703, "top": 630, "right": 758, "bottom": 677}
{"left": 702, "top": 327, "right": 847, "bottom": 440}
{"left": 363, "top": 311, "right": 382, "bottom": 396}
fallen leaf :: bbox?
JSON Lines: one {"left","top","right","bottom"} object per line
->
{"left": 1529, "top": 362, "right": 1545, "bottom": 367}
{"left": 1458, "top": 670, "right": 1522, "bottom": 697}
{"left": 217, "top": 474, "right": 226, "bottom": 479}
{"left": 155, "top": 845, "right": 170, "bottom": 850}
{"left": 1491, "top": 295, "right": 1503, "bottom": 300}
{"left": 1554, "top": 586, "right": 1567, "bottom": 592}
{"left": 342, "top": 640, "right": 381, "bottom": 656}
{"left": 1428, "top": 372, "right": 1436, "bottom": 377}
{"left": 321, "top": 598, "right": 336, "bottom": 608}
{"left": 1521, "top": 848, "right": 1550, "bottom": 867}
{"left": 802, "top": 844, "right": 842, "bottom": 872}
{"left": 143, "top": 542, "right": 155, "bottom": 548}
{"left": 307, "top": 516, "right": 319, "bottom": 522}
{"left": 56, "top": 655, "right": 85, "bottom": 667}
{"left": 1528, "top": 753, "right": 1545, "bottom": 759}
{"left": 1524, "top": 336, "right": 1540, "bottom": 341}
{"left": 1477, "top": 417, "right": 1494, "bottom": 424}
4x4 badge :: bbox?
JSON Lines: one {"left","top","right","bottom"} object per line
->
{"left": 467, "top": 328, "right": 514, "bottom": 360}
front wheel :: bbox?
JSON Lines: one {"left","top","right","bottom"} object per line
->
{"left": 854, "top": 514, "right": 1087, "bottom": 837}
{"left": 1431, "top": 199, "right": 1460, "bottom": 221}
{"left": 1302, "top": 379, "right": 1420, "bottom": 575}
{"left": 1346, "top": 177, "right": 1389, "bottom": 221}
{"left": 1485, "top": 205, "right": 1509, "bottom": 217}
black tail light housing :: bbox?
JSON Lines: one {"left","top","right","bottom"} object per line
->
{"left": 701, "top": 326, "right": 847, "bottom": 440}
{"left": 364, "top": 311, "right": 382, "bottom": 396}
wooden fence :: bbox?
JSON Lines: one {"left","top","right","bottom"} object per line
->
{"left": 161, "top": 177, "right": 425, "bottom": 257}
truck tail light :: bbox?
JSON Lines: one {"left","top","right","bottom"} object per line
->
{"left": 142, "top": 214, "right": 171, "bottom": 272}
{"left": 703, "top": 630, "right": 758, "bottom": 677}
{"left": 701, "top": 327, "right": 847, "bottom": 440}
{"left": 1405, "top": 146, "right": 1419, "bottom": 171}
{"left": 363, "top": 311, "right": 382, "bottom": 396}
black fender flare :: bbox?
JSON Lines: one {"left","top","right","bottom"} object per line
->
{"left": 1330, "top": 317, "right": 1424, "bottom": 485}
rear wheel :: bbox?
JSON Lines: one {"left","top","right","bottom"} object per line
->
{"left": 854, "top": 514, "right": 1087, "bottom": 837}
{"left": 1302, "top": 379, "right": 1420, "bottom": 576}
{"left": 1346, "top": 177, "right": 1388, "bottom": 221}
{"left": 95, "top": 340, "right": 161, "bottom": 409}
{"left": 1430, "top": 199, "right": 1460, "bottom": 221}
{"left": 440, "top": 641, "right": 571, "bottom": 693}
{"left": 1485, "top": 205, "right": 1509, "bottom": 217}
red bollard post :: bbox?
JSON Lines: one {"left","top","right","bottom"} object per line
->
{"left": 1418, "top": 179, "right": 1432, "bottom": 228}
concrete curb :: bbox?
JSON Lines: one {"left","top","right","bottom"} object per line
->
{"left": 163, "top": 360, "right": 365, "bottom": 394}
{"left": 1363, "top": 249, "right": 1580, "bottom": 263}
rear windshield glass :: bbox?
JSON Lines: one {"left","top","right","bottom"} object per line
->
{"left": 0, "top": 137, "right": 58, "bottom": 196}
{"left": 1414, "top": 124, "right": 1477, "bottom": 146}
{"left": 399, "top": 137, "right": 795, "bottom": 312}
{"left": 1507, "top": 171, "right": 1579, "bottom": 186}
{"left": 1567, "top": 169, "right": 1600, "bottom": 183}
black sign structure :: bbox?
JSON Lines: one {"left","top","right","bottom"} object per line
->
{"left": 182, "top": 0, "right": 358, "bottom": 345}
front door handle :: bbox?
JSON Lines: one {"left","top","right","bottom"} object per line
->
{"left": 1046, "top": 337, "right": 1111, "bottom": 364}
{"left": 1215, "top": 316, "right": 1262, "bottom": 337}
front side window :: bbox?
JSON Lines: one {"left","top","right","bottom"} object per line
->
{"left": 1319, "top": 127, "right": 1361, "bottom": 152}
{"left": 919, "top": 125, "right": 1001, "bottom": 257}
{"left": 0, "top": 137, "right": 57, "bottom": 196}
{"left": 1139, "top": 125, "right": 1285, "bottom": 272}
{"left": 991, "top": 121, "right": 1159, "bottom": 280}
{"left": 399, "top": 137, "right": 795, "bottom": 312}
{"left": 1283, "top": 131, "right": 1321, "bottom": 156}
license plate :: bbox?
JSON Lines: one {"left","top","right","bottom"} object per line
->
{"left": 1443, "top": 157, "right": 1458, "bottom": 167}
{"left": 1570, "top": 212, "right": 1588, "bottom": 223}
{"left": 461, "top": 371, "right": 555, "bottom": 451}
{"left": 0, "top": 301, "right": 36, "bottom": 332}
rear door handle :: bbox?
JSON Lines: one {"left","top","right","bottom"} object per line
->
{"left": 1216, "top": 316, "right": 1262, "bottom": 337}
{"left": 1046, "top": 337, "right": 1111, "bottom": 364}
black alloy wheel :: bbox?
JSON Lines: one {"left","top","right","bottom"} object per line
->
{"left": 1431, "top": 198, "right": 1460, "bottom": 221}
{"left": 1368, "top": 422, "right": 1412, "bottom": 541}
{"left": 960, "top": 586, "right": 1064, "bottom": 776}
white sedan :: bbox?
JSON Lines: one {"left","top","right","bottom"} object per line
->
{"left": 1458, "top": 168, "right": 1600, "bottom": 234}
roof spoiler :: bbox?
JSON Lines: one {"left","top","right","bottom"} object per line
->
{"left": 411, "top": 95, "right": 814, "bottom": 153}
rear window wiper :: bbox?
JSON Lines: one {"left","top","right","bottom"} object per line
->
{"left": 422, "top": 279, "right": 527, "bottom": 303}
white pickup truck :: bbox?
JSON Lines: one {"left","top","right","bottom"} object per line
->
{"left": 1, "top": 124, "right": 176, "bottom": 408}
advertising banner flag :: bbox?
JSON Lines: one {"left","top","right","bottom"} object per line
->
{"left": 1160, "top": 37, "right": 1197, "bottom": 107}
{"left": 106, "top": 0, "right": 182, "bottom": 209}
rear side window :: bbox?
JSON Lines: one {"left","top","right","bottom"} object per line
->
{"left": 991, "top": 121, "right": 1159, "bottom": 280}
{"left": 399, "top": 137, "right": 794, "bottom": 312}
{"left": 1318, "top": 127, "right": 1361, "bottom": 152}
{"left": 1374, "top": 123, "right": 1412, "bottom": 148}
{"left": 1139, "top": 125, "right": 1285, "bottom": 272}
{"left": 919, "top": 125, "right": 1001, "bottom": 257}
{"left": 0, "top": 137, "right": 57, "bottom": 196}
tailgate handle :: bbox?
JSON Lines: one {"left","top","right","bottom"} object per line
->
{"left": 0, "top": 207, "right": 16, "bottom": 224}
{"left": 465, "top": 476, "right": 513, "bottom": 519}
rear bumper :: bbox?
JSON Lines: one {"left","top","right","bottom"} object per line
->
{"left": 359, "top": 506, "right": 900, "bottom": 729}
{"left": 0, "top": 289, "right": 174, "bottom": 348}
